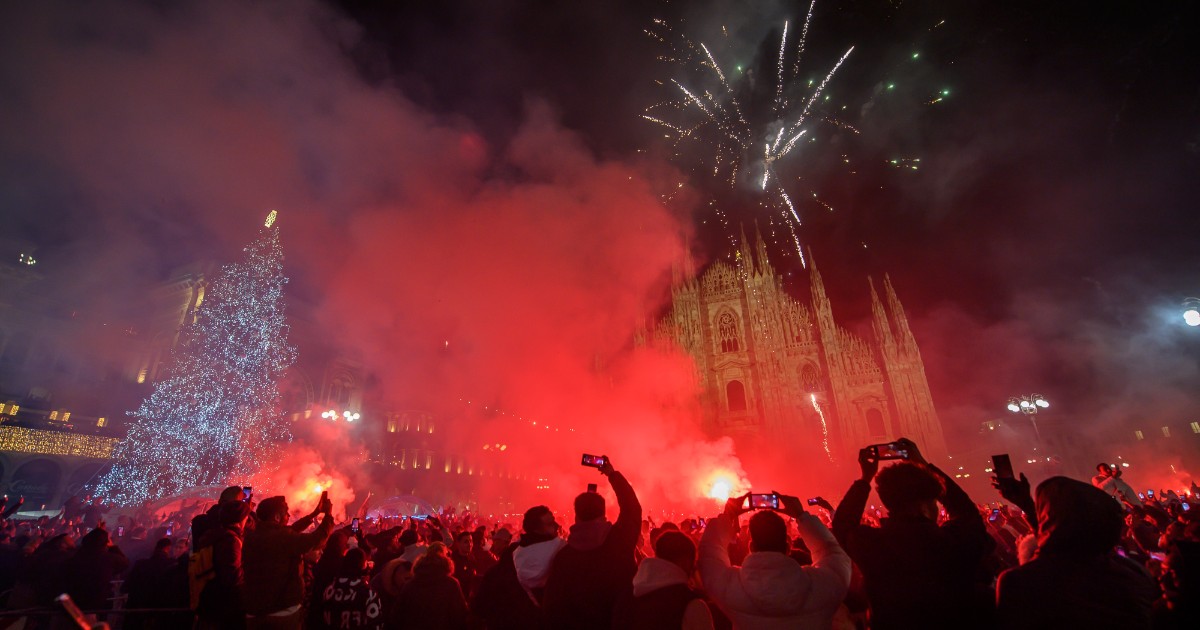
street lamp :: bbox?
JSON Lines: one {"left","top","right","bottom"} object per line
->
{"left": 1184, "top": 298, "right": 1200, "bottom": 327}
{"left": 320, "top": 408, "right": 360, "bottom": 422}
{"left": 1006, "top": 394, "right": 1048, "bottom": 442}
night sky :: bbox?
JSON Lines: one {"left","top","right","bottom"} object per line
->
{"left": 3, "top": 0, "right": 1199, "bottom": 488}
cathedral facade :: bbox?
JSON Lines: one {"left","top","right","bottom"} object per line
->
{"left": 647, "top": 229, "right": 947, "bottom": 463}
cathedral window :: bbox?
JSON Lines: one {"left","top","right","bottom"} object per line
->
{"left": 718, "top": 312, "right": 740, "bottom": 353}
{"left": 800, "top": 364, "right": 821, "bottom": 392}
{"left": 726, "top": 380, "right": 747, "bottom": 412}
{"left": 866, "top": 408, "right": 886, "bottom": 438}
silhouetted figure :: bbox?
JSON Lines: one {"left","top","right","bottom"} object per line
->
{"left": 700, "top": 493, "right": 850, "bottom": 629}
{"left": 543, "top": 456, "right": 642, "bottom": 630}
{"left": 832, "top": 438, "right": 994, "bottom": 629}
{"left": 996, "top": 476, "right": 1157, "bottom": 629}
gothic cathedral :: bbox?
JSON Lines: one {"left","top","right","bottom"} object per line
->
{"left": 647, "top": 228, "right": 947, "bottom": 463}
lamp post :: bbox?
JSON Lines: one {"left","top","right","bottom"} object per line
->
{"left": 1006, "top": 394, "right": 1048, "bottom": 443}
{"left": 1184, "top": 298, "right": 1200, "bottom": 327}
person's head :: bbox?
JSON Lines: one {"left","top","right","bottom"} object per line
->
{"left": 80, "top": 527, "right": 109, "bottom": 551}
{"left": 453, "top": 531, "right": 472, "bottom": 555}
{"left": 1095, "top": 463, "right": 1114, "bottom": 477}
{"left": 153, "top": 537, "right": 172, "bottom": 557}
{"left": 218, "top": 485, "right": 245, "bottom": 504}
{"left": 413, "top": 548, "right": 453, "bottom": 578}
{"left": 875, "top": 461, "right": 945, "bottom": 520}
{"left": 654, "top": 531, "right": 697, "bottom": 575}
{"left": 219, "top": 499, "right": 252, "bottom": 527}
{"left": 325, "top": 530, "right": 350, "bottom": 555}
{"left": 1035, "top": 476, "right": 1124, "bottom": 558}
{"left": 340, "top": 547, "right": 368, "bottom": 577}
{"left": 492, "top": 527, "right": 512, "bottom": 551}
{"left": 256, "top": 496, "right": 289, "bottom": 525}
{"left": 522, "top": 505, "right": 558, "bottom": 536}
{"left": 399, "top": 529, "right": 419, "bottom": 547}
{"left": 574, "top": 492, "right": 606, "bottom": 524}
{"left": 747, "top": 511, "right": 789, "bottom": 554}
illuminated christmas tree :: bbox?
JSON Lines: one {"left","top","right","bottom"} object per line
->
{"left": 96, "top": 211, "right": 296, "bottom": 505}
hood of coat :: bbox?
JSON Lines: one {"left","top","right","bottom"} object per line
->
{"left": 736, "top": 551, "right": 812, "bottom": 615}
{"left": 631, "top": 557, "right": 690, "bottom": 597}
{"left": 512, "top": 537, "right": 567, "bottom": 590}
{"left": 566, "top": 519, "right": 612, "bottom": 551}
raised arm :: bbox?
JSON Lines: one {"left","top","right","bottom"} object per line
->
{"left": 831, "top": 448, "right": 877, "bottom": 545}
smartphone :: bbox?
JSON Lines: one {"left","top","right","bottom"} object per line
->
{"left": 871, "top": 442, "right": 909, "bottom": 460}
{"left": 581, "top": 453, "right": 608, "bottom": 468}
{"left": 991, "top": 454, "right": 1014, "bottom": 479}
{"left": 117, "top": 526, "right": 125, "bottom": 537}
{"left": 166, "top": 527, "right": 173, "bottom": 537}
{"left": 1147, "top": 489, "right": 1154, "bottom": 497}
{"left": 748, "top": 493, "right": 779, "bottom": 510}
{"left": 806, "top": 497, "right": 821, "bottom": 506}
{"left": 243, "top": 486, "right": 252, "bottom": 501}
{"left": 1138, "top": 492, "right": 1146, "bottom": 501}
{"left": 586, "top": 483, "right": 598, "bottom": 493}
{"left": 1183, "top": 502, "right": 1191, "bottom": 512}
{"left": 988, "top": 509, "right": 1000, "bottom": 522}
{"left": 351, "top": 518, "right": 359, "bottom": 532}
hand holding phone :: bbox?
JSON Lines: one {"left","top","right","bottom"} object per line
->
{"left": 581, "top": 453, "right": 608, "bottom": 469}
{"left": 991, "top": 454, "right": 1014, "bottom": 479}
{"left": 870, "top": 442, "right": 910, "bottom": 461}
{"left": 747, "top": 493, "right": 780, "bottom": 510}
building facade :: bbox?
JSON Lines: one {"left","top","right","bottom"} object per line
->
{"left": 646, "top": 229, "right": 947, "bottom": 463}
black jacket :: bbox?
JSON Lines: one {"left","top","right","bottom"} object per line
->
{"left": 832, "top": 464, "right": 994, "bottom": 630}
{"left": 543, "top": 471, "right": 642, "bottom": 630}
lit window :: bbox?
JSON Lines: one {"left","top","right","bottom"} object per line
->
{"left": 136, "top": 369, "right": 148, "bottom": 384}
{"left": 387, "top": 420, "right": 397, "bottom": 433}
{"left": 1191, "top": 421, "right": 1199, "bottom": 434}
{"left": 49, "top": 411, "right": 58, "bottom": 420}
{"left": 1135, "top": 430, "right": 1144, "bottom": 440}
{"left": 429, "top": 422, "right": 435, "bottom": 434}
{"left": 96, "top": 417, "right": 107, "bottom": 428}
{"left": 61, "top": 412, "right": 70, "bottom": 422}
{"left": 1162, "top": 426, "right": 1170, "bottom": 438}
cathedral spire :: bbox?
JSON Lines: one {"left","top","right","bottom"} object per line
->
{"left": 737, "top": 223, "right": 754, "bottom": 273}
{"left": 869, "top": 277, "right": 895, "bottom": 351}
{"left": 753, "top": 220, "right": 771, "bottom": 277}
{"left": 884, "top": 274, "right": 917, "bottom": 348}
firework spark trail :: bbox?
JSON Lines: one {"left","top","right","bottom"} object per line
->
{"left": 791, "top": 0, "right": 817, "bottom": 81}
{"left": 810, "top": 393, "right": 834, "bottom": 461}
{"left": 774, "top": 20, "right": 789, "bottom": 113}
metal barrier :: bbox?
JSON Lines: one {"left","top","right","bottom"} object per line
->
{"left": 0, "top": 606, "right": 195, "bottom": 630}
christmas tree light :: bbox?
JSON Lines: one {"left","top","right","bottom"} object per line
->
{"left": 95, "top": 213, "right": 296, "bottom": 505}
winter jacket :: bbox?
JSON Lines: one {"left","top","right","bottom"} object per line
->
{"left": 612, "top": 557, "right": 714, "bottom": 630}
{"left": 832, "top": 464, "right": 994, "bottom": 630}
{"left": 543, "top": 471, "right": 642, "bottom": 630}
{"left": 699, "top": 513, "right": 849, "bottom": 630}
{"left": 319, "top": 576, "right": 384, "bottom": 629}
{"left": 394, "top": 562, "right": 469, "bottom": 629}
{"left": 1091, "top": 473, "right": 1139, "bottom": 505}
{"left": 241, "top": 516, "right": 333, "bottom": 615}
{"left": 472, "top": 539, "right": 554, "bottom": 630}
{"left": 513, "top": 536, "right": 567, "bottom": 598}
{"left": 63, "top": 531, "right": 129, "bottom": 610}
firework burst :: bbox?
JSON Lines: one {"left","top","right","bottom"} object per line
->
{"left": 645, "top": 0, "right": 856, "bottom": 266}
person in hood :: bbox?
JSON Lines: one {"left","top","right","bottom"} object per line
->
{"left": 543, "top": 455, "right": 641, "bottom": 630}
{"left": 700, "top": 492, "right": 850, "bottom": 629}
{"left": 471, "top": 505, "right": 564, "bottom": 629}
{"left": 996, "top": 476, "right": 1158, "bottom": 629}
{"left": 614, "top": 530, "right": 715, "bottom": 630}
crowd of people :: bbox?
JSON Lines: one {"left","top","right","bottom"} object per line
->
{"left": 0, "top": 440, "right": 1197, "bottom": 629}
